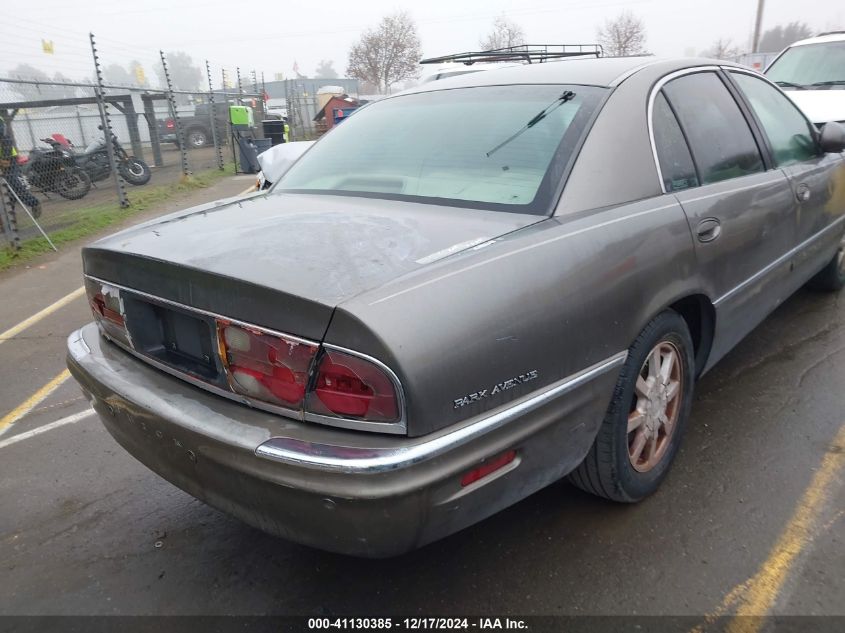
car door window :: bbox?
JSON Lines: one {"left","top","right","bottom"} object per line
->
{"left": 652, "top": 92, "right": 699, "bottom": 192}
{"left": 663, "top": 72, "right": 764, "bottom": 185}
{"left": 730, "top": 72, "right": 819, "bottom": 166}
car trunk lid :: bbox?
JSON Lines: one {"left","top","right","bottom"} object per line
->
{"left": 83, "top": 192, "right": 540, "bottom": 339}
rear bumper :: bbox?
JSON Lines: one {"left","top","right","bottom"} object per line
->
{"left": 67, "top": 323, "right": 620, "bottom": 557}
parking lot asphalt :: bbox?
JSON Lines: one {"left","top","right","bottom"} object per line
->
{"left": 0, "top": 183, "right": 842, "bottom": 623}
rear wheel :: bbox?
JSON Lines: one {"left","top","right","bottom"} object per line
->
{"left": 118, "top": 158, "right": 151, "bottom": 186}
{"left": 806, "top": 234, "right": 845, "bottom": 292}
{"left": 186, "top": 128, "right": 208, "bottom": 148}
{"left": 55, "top": 168, "right": 91, "bottom": 200}
{"left": 569, "top": 310, "right": 695, "bottom": 502}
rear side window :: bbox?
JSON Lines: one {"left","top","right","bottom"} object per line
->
{"left": 730, "top": 72, "right": 818, "bottom": 166}
{"left": 663, "top": 72, "right": 764, "bottom": 185}
{"left": 652, "top": 92, "right": 698, "bottom": 192}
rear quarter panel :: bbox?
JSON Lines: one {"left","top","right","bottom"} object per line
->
{"left": 330, "top": 196, "right": 699, "bottom": 436}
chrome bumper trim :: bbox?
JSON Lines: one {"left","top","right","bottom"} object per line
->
{"left": 255, "top": 350, "right": 627, "bottom": 474}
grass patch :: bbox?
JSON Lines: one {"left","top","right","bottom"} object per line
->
{"left": 0, "top": 164, "right": 236, "bottom": 271}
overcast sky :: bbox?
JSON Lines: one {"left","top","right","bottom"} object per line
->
{"left": 1, "top": 0, "right": 842, "bottom": 87}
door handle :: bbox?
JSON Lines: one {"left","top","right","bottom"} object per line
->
{"left": 696, "top": 218, "right": 722, "bottom": 243}
{"left": 795, "top": 183, "right": 811, "bottom": 202}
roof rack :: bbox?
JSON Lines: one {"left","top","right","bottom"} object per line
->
{"left": 420, "top": 44, "right": 603, "bottom": 66}
{"left": 816, "top": 30, "right": 845, "bottom": 37}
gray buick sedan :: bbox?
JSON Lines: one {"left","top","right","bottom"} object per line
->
{"left": 67, "top": 57, "right": 845, "bottom": 557}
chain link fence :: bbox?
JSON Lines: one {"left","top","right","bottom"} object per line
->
{"left": 0, "top": 31, "right": 267, "bottom": 257}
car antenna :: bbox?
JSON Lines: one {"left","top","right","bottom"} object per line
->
{"left": 485, "top": 90, "right": 576, "bottom": 158}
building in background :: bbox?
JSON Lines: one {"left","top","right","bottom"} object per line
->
{"left": 313, "top": 92, "right": 359, "bottom": 134}
{"left": 264, "top": 77, "right": 359, "bottom": 138}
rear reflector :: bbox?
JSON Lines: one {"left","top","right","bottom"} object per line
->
{"left": 306, "top": 348, "right": 400, "bottom": 423}
{"left": 217, "top": 321, "right": 318, "bottom": 409}
{"left": 460, "top": 450, "right": 517, "bottom": 487}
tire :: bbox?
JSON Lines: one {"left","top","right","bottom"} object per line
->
{"left": 55, "top": 168, "right": 91, "bottom": 200}
{"left": 185, "top": 128, "right": 208, "bottom": 148}
{"left": 118, "top": 158, "right": 151, "bottom": 186}
{"left": 806, "top": 235, "right": 845, "bottom": 292}
{"left": 569, "top": 310, "right": 695, "bottom": 502}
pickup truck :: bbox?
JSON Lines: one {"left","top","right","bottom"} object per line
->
{"left": 157, "top": 103, "right": 229, "bottom": 149}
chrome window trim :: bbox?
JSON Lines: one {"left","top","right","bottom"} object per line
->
{"left": 720, "top": 65, "right": 789, "bottom": 91}
{"left": 713, "top": 214, "right": 845, "bottom": 307}
{"left": 84, "top": 274, "right": 408, "bottom": 435}
{"left": 255, "top": 350, "right": 628, "bottom": 473}
{"left": 720, "top": 65, "right": 822, "bottom": 148}
{"left": 646, "top": 65, "right": 722, "bottom": 194}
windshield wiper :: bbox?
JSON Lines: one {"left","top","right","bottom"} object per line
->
{"left": 809, "top": 80, "right": 845, "bottom": 87}
{"left": 486, "top": 90, "right": 576, "bottom": 158}
{"left": 774, "top": 80, "right": 807, "bottom": 90}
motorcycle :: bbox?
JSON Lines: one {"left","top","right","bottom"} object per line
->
{"left": 19, "top": 138, "right": 92, "bottom": 200}
{"left": 55, "top": 128, "right": 151, "bottom": 186}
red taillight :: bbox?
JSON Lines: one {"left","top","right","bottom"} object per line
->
{"left": 217, "top": 321, "right": 318, "bottom": 409}
{"left": 460, "top": 450, "right": 517, "bottom": 487}
{"left": 85, "top": 279, "right": 129, "bottom": 346}
{"left": 90, "top": 292, "right": 124, "bottom": 327}
{"left": 306, "top": 348, "right": 399, "bottom": 423}
{"left": 165, "top": 119, "right": 175, "bottom": 129}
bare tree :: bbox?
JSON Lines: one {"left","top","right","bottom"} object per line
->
{"left": 347, "top": 11, "right": 422, "bottom": 93}
{"left": 154, "top": 51, "right": 203, "bottom": 90}
{"left": 597, "top": 12, "right": 647, "bottom": 57}
{"left": 103, "top": 63, "right": 133, "bottom": 87}
{"left": 480, "top": 15, "right": 526, "bottom": 50}
{"left": 702, "top": 38, "right": 740, "bottom": 60}
{"left": 758, "top": 22, "right": 813, "bottom": 53}
{"left": 314, "top": 60, "right": 338, "bottom": 79}
{"left": 8, "top": 64, "right": 81, "bottom": 99}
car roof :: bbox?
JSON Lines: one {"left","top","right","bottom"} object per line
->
{"left": 783, "top": 32, "right": 845, "bottom": 47}
{"left": 401, "top": 56, "right": 740, "bottom": 94}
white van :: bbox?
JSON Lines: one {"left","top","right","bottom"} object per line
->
{"left": 765, "top": 31, "right": 845, "bottom": 125}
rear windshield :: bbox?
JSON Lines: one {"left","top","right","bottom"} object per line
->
{"left": 276, "top": 84, "right": 606, "bottom": 214}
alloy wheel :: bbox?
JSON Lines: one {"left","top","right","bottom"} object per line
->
{"left": 188, "top": 132, "right": 207, "bottom": 147}
{"left": 627, "top": 341, "right": 684, "bottom": 473}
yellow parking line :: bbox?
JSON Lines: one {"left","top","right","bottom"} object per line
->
{"left": 695, "top": 424, "right": 845, "bottom": 633}
{"left": 0, "top": 369, "right": 71, "bottom": 436}
{"left": 0, "top": 286, "right": 85, "bottom": 346}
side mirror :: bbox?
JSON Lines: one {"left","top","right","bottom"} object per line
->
{"left": 819, "top": 121, "right": 845, "bottom": 153}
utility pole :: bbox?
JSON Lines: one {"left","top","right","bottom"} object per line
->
{"left": 751, "top": 0, "right": 765, "bottom": 53}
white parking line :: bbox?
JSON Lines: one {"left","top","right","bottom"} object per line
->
{"left": 0, "top": 286, "right": 85, "bottom": 346}
{"left": 0, "top": 409, "right": 95, "bottom": 450}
